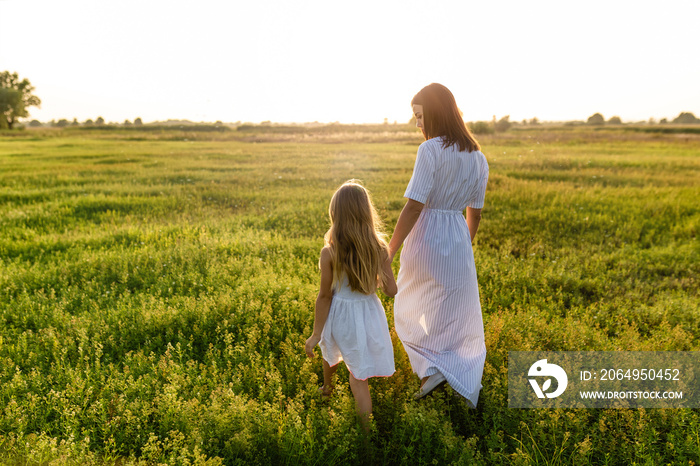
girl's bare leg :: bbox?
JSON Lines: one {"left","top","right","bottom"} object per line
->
{"left": 322, "top": 359, "right": 337, "bottom": 396}
{"left": 348, "top": 372, "right": 372, "bottom": 430}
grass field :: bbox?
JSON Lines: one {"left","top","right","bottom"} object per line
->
{"left": 0, "top": 125, "right": 699, "bottom": 464}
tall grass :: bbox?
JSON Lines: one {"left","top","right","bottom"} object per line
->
{"left": 0, "top": 126, "right": 698, "bottom": 464}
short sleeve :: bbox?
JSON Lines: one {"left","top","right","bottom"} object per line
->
{"left": 468, "top": 154, "right": 489, "bottom": 209}
{"left": 403, "top": 143, "right": 435, "bottom": 204}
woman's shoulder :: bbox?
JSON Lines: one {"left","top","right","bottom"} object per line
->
{"left": 417, "top": 137, "right": 443, "bottom": 157}
{"left": 461, "top": 146, "right": 487, "bottom": 160}
{"left": 420, "top": 137, "right": 443, "bottom": 149}
{"left": 419, "top": 138, "right": 488, "bottom": 165}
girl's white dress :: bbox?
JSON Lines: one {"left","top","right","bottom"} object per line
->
{"left": 395, "top": 136, "right": 489, "bottom": 407}
{"left": 319, "top": 275, "right": 395, "bottom": 381}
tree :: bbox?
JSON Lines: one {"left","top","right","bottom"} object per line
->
{"left": 587, "top": 113, "right": 605, "bottom": 125}
{"left": 55, "top": 119, "right": 69, "bottom": 127}
{"left": 95, "top": 116, "right": 105, "bottom": 126}
{"left": 84, "top": 119, "right": 94, "bottom": 126}
{"left": 494, "top": 115, "right": 511, "bottom": 132}
{"left": 134, "top": 117, "right": 143, "bottom": 126}
{"left": 672, "top": 112, "right": 700, "bottom": 124}
{"left": 0, "top": 71, "right": 41, "bottom": 129}
{"left": 29, "top": 120, "right": 42, "bottom": 127}
{"left": 608, "top": 116, "right": 622, "bottom": 125}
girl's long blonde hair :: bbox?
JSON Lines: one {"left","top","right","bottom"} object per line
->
{"left": 324, "top": 180, "right": 390, "bottom": 294}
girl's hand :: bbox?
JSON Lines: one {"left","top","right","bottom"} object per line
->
{"left": 305, "top": 334, "right": 321, "bottom": 358}
{"left": 381, "top": 255, "right": 398, "bottom": 297}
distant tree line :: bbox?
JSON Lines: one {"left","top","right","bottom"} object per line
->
{"left": 418, "top": 111, "right": 700, "bottom": 135}
{"left": 5, "top": 70, "right": 700, "bottom": 131}
{"left": 587, "top": 112, "right": 700, "bottom": 125}
{"left": 21, "top": 111, "right": 700, "bottom": 132}
{"left": 28, "top": 117, "right": 145, "bottom": 128}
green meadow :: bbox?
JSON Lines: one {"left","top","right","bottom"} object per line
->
{"left": 0, "top": 125, "right": 698, "bottom": 464}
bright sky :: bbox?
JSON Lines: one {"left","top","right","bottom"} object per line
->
{"left": 1, "top": 0, "right": 699, "bottom": 124}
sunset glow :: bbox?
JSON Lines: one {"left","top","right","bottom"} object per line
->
{"left": 1, "top": 0, "right": 698, "bottom": 124}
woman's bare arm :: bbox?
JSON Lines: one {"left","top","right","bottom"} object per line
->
{"left": 388, "top": 199, "right": 424, "bottom": 261}
{"left": 466, "top": 207, "right": 482, "bottom": 243}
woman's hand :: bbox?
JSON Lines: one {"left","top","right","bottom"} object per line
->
{"left": 305, "top": 334, "right": 321, "bottom": 358}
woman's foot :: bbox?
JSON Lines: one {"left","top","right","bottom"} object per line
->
{"left": 414, "top": 372, "right": 446, "bottom": 399}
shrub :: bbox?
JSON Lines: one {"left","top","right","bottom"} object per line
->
{"left": 494, "top": 115, "right": 512, "bottom": 132}
{"left": 469, "top": 121, "right": 494, "bottom": 135}
{"left": 587, "top": 113, "right": 605, "bottom": 125}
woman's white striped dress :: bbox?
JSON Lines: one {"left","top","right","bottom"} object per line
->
{"left": 395, "top": 136, "right": 489, "bottom": 407}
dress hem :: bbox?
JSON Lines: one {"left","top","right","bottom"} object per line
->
{"left": 323, "top": 358, "right": 396, "bottom": 381}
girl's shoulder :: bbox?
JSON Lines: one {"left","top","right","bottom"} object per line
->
{"left": 320, "top": 246, "right": 332, "bottom": 261}
{"left": 319, "top": 246, "right": 333, "bottom": 270}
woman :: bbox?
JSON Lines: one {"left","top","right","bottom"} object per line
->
{"left": 388, "top": 83, "right": 489, "bottom": 407}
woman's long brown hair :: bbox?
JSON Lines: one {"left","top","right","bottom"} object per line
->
{"left": 412, "top": 83, "right": 481, "bottom": 152}
{"left": 324, "top": 180, "right": 390, "bottom": 294}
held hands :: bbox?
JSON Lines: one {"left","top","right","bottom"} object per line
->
{"left": 305, "top": 334, "right": 321, "bottom": 358}
{"left": 386, "top": 247, "right": 397, "bottom": 265}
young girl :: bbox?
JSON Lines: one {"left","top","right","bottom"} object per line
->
{"left": 305, "top": 180, "right": 397, "bottom": 427}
